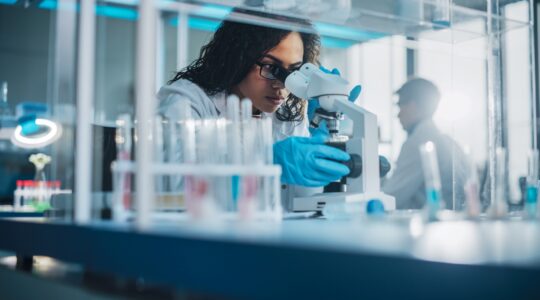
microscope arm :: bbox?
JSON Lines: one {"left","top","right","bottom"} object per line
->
{"left": 319, "top": 95, "right": 382, "bottom": 194}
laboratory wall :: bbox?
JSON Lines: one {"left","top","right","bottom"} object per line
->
{"left": 0, "top": 5, "right": 53, "bottom": 204}
{"left": 0, "top": 6, "right": 51, "bottom": 108}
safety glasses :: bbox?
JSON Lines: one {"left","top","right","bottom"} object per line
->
{"left": 255, "top": 62, "right": 293, "bottom": 83}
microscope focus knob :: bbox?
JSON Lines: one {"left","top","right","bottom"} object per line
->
{"left": 343, "top": 154, "right": 362, "bottom": 178}
{"left": 343, "top": 155, "right": 392, "bottom": 178}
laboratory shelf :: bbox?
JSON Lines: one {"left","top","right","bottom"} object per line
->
{"left": 0, "top": 206, "right": 44, "bottom": 218}
{"left": 155, "top": 0, "right": 531, "bottom": 43}
{"left": 0, "top": 211, "right": 43, "bottom": 218}
{"left": 1, "top": 216, "right": 539, "bottom": 299}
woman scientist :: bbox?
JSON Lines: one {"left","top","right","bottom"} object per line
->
{"left": 157, "top": 13, "right": 351, "bottom": 198}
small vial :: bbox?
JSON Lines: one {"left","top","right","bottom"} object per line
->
{"left": 24, "top": 180, "right": 35, "bottom": 206}
{"left": 14, "top": 180, "right": 23, "bottom": 209}
{"left": 54, "top": 180, "right": 61, "bottom": 192}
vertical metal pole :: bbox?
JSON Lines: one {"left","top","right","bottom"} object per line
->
{"left": 529, "top": 0, "right": 538, "bottom": 152}
{"left": 486, "top": 0, "right": 505, "bottom": 215}
{"left": 177, "top": 12, "right": 189, "bottom": 71}
{"left": 136, "top": 0, "right": 157, "bottom": 229}
{"left": 406, "top": 37, "right": 416, "bottom": 77}
{"left": 75, "top": 0, "right": 96, "bottom": 223}
{"left": 155, "top": 12, "right": 164, "bottom": 89}
{"left": 48, "top": 0, "right": 78, "bottom": 219}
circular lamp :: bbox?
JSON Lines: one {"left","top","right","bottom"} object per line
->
{"left": 11, "top": 118, "right": 63, "bottom": 149}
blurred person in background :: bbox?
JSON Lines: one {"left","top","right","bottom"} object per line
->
{"left": 382, "top": 78, "right": 468, "bottom": 210}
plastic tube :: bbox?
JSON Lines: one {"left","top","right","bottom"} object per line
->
{"left": 227, "top": 95, "right": 241, "bottom": 164}
{"left": 419, "top": 141, "right": 442, "bottom": 221}
{"left": 463, "top": 147, "right": 481, "bottom": 217}
{"left": 227, "top": 95, "right": 241, "bottom": 211}
{"left": 525, "top": 149, "right": 539, "bottom": 218}
{"left": 261, "top": 117, "right": 276, "bottom": 216}
{"left": 166, "top": 116, "right": 181, "bottom": 192}
{"left": 214, "top": 118, "right": 229, "bottom": 210}
{"left": 239, "top": 99, "right": 257, "bottom": 219}
{"left": 490, "top": 147, "right": 508, "bottom": 217}
{"left": 113, "top": 114, "right": 133, "bottom": 221}
{"left": 14, "top": 180, "right": 22, "bottom": 210}
{"left": 154, "top": 115, "right": 165, "bottom": 193}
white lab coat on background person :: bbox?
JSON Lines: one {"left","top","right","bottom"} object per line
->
{"left": 157, "top": 79, "right": 321, "bottom": 211}
{"left": 382, "top": 119, "right": 468, "bottom": 209}
{"left": 382, "top": 78, "right": 468, "bottom": 210}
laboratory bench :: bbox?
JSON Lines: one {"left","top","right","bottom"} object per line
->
{"left": 0, "top": 213, "right": 540, "bottom": 299}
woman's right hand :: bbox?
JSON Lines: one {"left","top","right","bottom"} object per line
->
{"left": 273, "top": 134, "right": 351, "bottom": 187}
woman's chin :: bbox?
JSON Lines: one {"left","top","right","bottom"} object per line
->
{"left": 254, "top": 102, "right": 281, "bottom": 114}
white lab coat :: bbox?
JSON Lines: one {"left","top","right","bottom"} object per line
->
{"left": 156, "top": 79, "right": 320, "bottom": 210}
{"left": 382, "top": 119, "right": 468, "bottom": 210}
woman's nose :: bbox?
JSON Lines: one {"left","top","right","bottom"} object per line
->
{"left": 271, "top": 79, "right": 285, "bottom": 89}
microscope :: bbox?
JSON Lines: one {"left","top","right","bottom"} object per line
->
{"left": 279, "top": 63, "right": 396, "bottom": 212}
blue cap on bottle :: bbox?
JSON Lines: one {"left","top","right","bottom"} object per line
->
{"left": 366, "top": 199, "right": 385, "bottom": 215}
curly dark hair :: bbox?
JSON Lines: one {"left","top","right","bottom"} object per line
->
{"left": 169, "top": 13, "right": 320, "bottom": 122}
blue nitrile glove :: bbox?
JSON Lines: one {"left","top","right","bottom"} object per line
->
{"left": 307, "top": 66, "right": 362, "bottom": 135}
{"left": 273, "top": 133, "right": 351, "bottom": 187}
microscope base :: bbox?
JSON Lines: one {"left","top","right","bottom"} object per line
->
{"left": 292, "top": 191, "right": 396, "bottom": 212}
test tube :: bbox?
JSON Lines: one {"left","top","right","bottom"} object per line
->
{"left": 489, "top": 147, "right": 509, "bottom": 218}
{"left": 261, "top": 117, "right": 277, "bottom": 217}
{"left": 165, "top": 115, "right": 181, "bottom": 193}
{"left": 178, "top": 101, "right": 195, "bottom": 164}
{"left": 22, "top": 180, "right": 31, "bottom": 206}
{"left": 525, "top": 149, "right": 539, "bottom": 218}
{"left": 239, "top": 99, "right": 257, "bottom": 219}
{"left": 419, "top": 141, "right": 443, "bottom": 221}
{"left": 213, "top": 118, "right": 229, "bottom": 211}
{"left": 177, "top": 101, "right": 202, "bottom": 217}
{"left": 154, "top": 115, "right": 165, "bottom": 199}
{"left": 113, "top": 114, "right": 132, "bottom": 221}
{"left": 227, "top": 95, "right": 241, "bottom": 211}
{"left": 14, "top": 180, "right": 23, "bottom": 210}
{"left": 199, "top": 119, "right": 220, "bottom": 218}
{"left": 463, "top": 147, "right": 481, "bottom": 217}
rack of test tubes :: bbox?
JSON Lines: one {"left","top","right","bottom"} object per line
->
{"left": 13, "top": 180, "right": 72, "bottom": 212}
{"left": 418, "top": 142, "right": 540, "bottom": 222}
{"left": 111, "top": 97, "right": 282, "bottom": 223}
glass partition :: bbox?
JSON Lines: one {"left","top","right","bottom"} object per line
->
{"left": 1, "top": 0, "right": 536, "bottom": 220}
